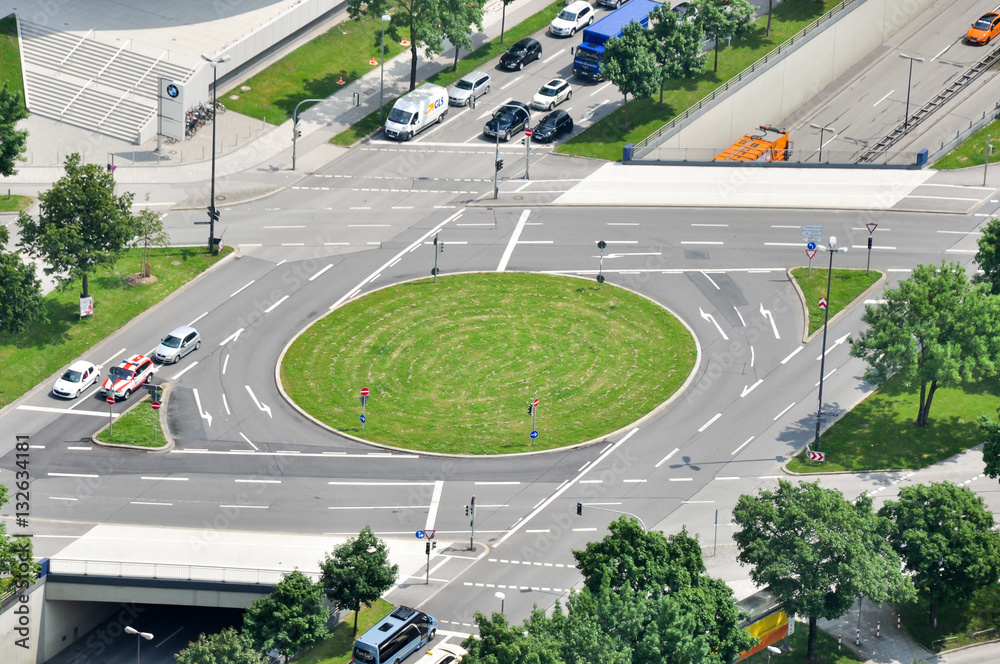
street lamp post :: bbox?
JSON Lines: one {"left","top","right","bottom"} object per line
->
{"left": 380, "top": 14, "right": 391, "bottom": 122}
{"left": 494, "top": 591, "right": 505, "bottom": 614}
{"left": 124, "top": 626, "right": 154, "bottom": 664}
{"left": 814, "top": 237, "right": 848, "bottom": 450}
{"left": 899, "top": 53, "right": 924, "bottom": 131}
{"left": 809, "top": 123, "right": 835, "bottom": 164}
{"left": 201, "top": 52, "right": 231, "bottom": 253}
{"left": 291, "top": 98, "right": 324, "bottom": 171}
{"left": 766, "top": 645, "right": 782, "bottom": 664}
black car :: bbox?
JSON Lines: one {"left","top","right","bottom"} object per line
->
{"left": 484, "top": 101, "right": 530, "bottom": 141}
{"left": 499, "top": 38, "right": 542, "bottom": 71}
{"left": 531, "top": 110, "right": 573, "bottom": 142}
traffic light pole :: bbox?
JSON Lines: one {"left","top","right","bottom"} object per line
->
{"left": 291, "top": 98, "right": 324, "bottom": 171}
{"left": 493, "top": 129, "right": 500, "bottom": 199}
{"left": 575, "top": 503, "right": 646, "bottom": 531}
{"left": 467, "top": 495, "right": 476, "bottom": 550}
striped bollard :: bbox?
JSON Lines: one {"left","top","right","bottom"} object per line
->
{"left": 897, "top": 615, "right": 901, "bottom": 629}
{"left": 877, "top": 621, "right": 881, "bottom": 638}
{"left": 838, "top": 635, "right": 842, "bottom": 650}
{"left": 856, "top": 628, "right": 860, "bottom": 645}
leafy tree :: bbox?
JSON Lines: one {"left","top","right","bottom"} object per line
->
{"left": 0, "top": 81, "right": 28, "bottom": 178}
{"left": 692, "top": 0, "right": 755, "bottom": 72}
{"left": 982, "top": 409, "right": 1000, "bottom": 479}
{"left": 461, "top": 609, "right": 566, "bottom": 664}
{"left": 879, "top": 482, "right": 1000, "bottom": 628}
{"left": 0, "top": 484, "right": 40, "bottom": 585}
{"left": 132, "top": 206, "right": 171, "bottom": 277}
{"left": 733, "top": 480, "right": 914, "bottom": 661}
{"left": 243, "top": 570, "right": 328, "bottom": 661}
{"left": 974, "top": 217, "right": 1000, "bottom": 294}
{"left": 320, "top": 525, "right": 398, "bottom": 635}
{"left": 850, "top": 261, "right": 1000, "bottom": 426}
{"left": 175, "top": 627, "right": 267, "bottom": 664}
{"left": 600, "top": 22, "right": 660, "bottom": 133}
{"left": 17, "top": 153, "right": 139, "bottom": 300}
{"left": 0, "top": 225, "right": 45, "bottom": 335}
{"left": 440, "top": 0, "right": 484, "bottom": 72}
{"left": 649, "top": 4, "right": 706, "bottom": 104}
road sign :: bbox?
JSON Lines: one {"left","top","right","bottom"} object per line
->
{"left": 597, "top": 240, "right": 607, "bottom": 249}
{"left": 596, "top": 274, "right": 605, "bottom": 284}
{"left": 806, "top": 249, "right": 817, "bottom": 260}
{"left": 424, "top": 529, "right": 436, "bottom": 539}
{"left": 361, "top": 387, "right": 370, "bottom": 397}
{"left": 106, "top": 395, "right": 115, "bottom": 405}
{"left": 525, "top": 127, "right": 533, "bottom": 137}
{"left": 360, "top": 414, "right": 366, "bottom": 424}
{"left": 415, "top": 530, "right": 425, "bottom": 539}
{"left": 807, "top": 451, "right": 826, "bottom": 462}
{"left": 151, "top": 401, "right": 161, "bottom": 411}
{"left": 530, "top": 430, "right": 539, "bottom": 439}
{"left": 532, "top": 398, "right": 539, "bottom": 407}
{"left": 807, "top": 241, "right": 817, "bottom": 251}
{"left": 818, "top": 297, "right": 828, "bottom": 309}
{"left": 866, "top": 223, "right": 878, "bottom": 234}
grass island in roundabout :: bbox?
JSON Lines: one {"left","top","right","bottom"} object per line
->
{"left": 280, "top": 273, "right": 698, "bottom": 454}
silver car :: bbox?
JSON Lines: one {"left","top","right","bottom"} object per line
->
{"left": 153, "top": 325, "right": 201, "bottom": 364}
{"left": 449, "top": 71, "right": 491, "bottom": 106}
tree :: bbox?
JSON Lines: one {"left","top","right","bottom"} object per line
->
{"left": 0, "top": 81, "right": 28, "bottom": 178}
{"left": 0, "top": 484, "right": 40, "bottom": 586}
{"left": 600, "top": 21, "right": 660, "bottom": 133}
{"left": 850, "top": 261, "right": 1000, "bottom": 427}
{"left": 982, "top": 409, "right": 1000, "bottom": 479}
{"left": 974, "top": 217, "right": 1000, "bottom": 294}
{"left": 879, "top": 482, "right": 1000, "bottom": 628}
{"left": 733, "top": 481, "right": 914, "bottom": 661}
{"left": 132, "top": 206, "right": 171, "bottom": 277}
{"left": 692, "top": 0, "right": 755, "bottom": 72}
{"left": 461, "top": 609, "right": 566, "bottom": 664}
{"left": 0, "top": 225, "right": 45, "bottom": 335}
{"left": 649, "top": 4, "right": 706, "bottom": 104}
{"left": 243, "top": 570, "right": 328, "bottom": 662}
{"left": 320, "top": 525, "right": 398, "bottom": 636}
{"left": 175, "top": 627, "right": 267, "bottom": 664}
{"left": 17, "top": 153, "right": 140, "bottom": 299}
{"left": 440, "top": 0, "right": 484, "bottom": 72}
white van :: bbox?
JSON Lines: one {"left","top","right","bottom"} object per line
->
{"left": 384, "top": 84, "right": 449, "bottom": 141}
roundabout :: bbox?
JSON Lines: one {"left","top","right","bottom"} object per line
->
{"left": 280, "top": 272, "right": 698, "bottom": 454}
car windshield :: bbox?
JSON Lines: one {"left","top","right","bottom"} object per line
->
{"left": 975, "top": 17, "right": 993, "bottom": 29}
{"left": 509, "top": 45, "right": 527, "bottom": 54}
{"left": 494, "top": 110, "right": 516, "bottom": 123}
{"left": 61, "top": 369, "right": 83, "bottom": 383}
{"left": 110, "top": 366, "right": 133, "bottom": 380}
{"left": 576, "top": 48, "right": 600, "bottom": 64}
{"left": 161, "top": 335, "right": 183, "bottom": 349}
{"left": 539, "top": 87, "right": 558, "bottom": 97}
{"left": 456, "top": 79, "right": 474, "bottom": 90}
{"left": 541, "top": 117, "right": 559, "bottom": 128}
{"left": 387, "top": 107, "right": 413, "bottom": 124}
{"left": 557, "top": 9, "right": 577, "bottom": 20}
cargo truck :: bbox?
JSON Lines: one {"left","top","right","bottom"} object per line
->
{"left": 573, "top": 0, "right": 662, "bottom": 81}
{"left": 384, "top": 84, "right": 448, "bottom": 141}
{"left": 715, "top": 126, "right": 792, "bottom": 162}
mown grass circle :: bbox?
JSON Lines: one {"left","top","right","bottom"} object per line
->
{"left": 281, "top": 273, "right": 697, "bottom": 454}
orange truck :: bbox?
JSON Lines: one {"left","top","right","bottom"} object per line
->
{"left": 715, "top": 126, "right": 792, "bottom": 162}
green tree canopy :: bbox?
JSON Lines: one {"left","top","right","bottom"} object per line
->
{"left": 0, "top": 81, "right": 28, "bottom": 178}
{"left": 849, "top": 261, "right": 1000, "bottom": 426}
{"left": 879, "top": 482, "right": 1000, "bottom": 628}
{"left": 462, "top": 609, "right": 566, "bottom": 664}
{"left": 440, "top": 0, "right": 485, "bottom": 71}
{"left": 0, "top": 225, "right": 45, "bottom": 335}
{"left": 691, "top": 0, "right": 755, "bottom": 72}
{"left": 649, "top": 4, "right": 706, "bottom": 104}
{"left": 982, "top": 409, "right": 1000, "bottom": 479}
{"left": 600, "top": 21, "right": 660, "bottom": 133}
{"left": 0, "top": 483, "right": 40, "bottom": 588}
{"left": 132, "top": 207, "right": 171, "bottom": 277}
{"left": 174, "top": 626, "right": 267, "bottom": 664}
{"left": 320, "top": 525, "right": 399, "bottom": 635}
{"left": 243, "top": 570, "right": 328, "bottom": 661}
{"left": 733, "top": 480, "right": 914, "bottom": 660}
{"left": 974, "top": 217, "right": 1000, "bottom": 294}
{"left": 17, "top": 153, "right": 140, "bottom": 299}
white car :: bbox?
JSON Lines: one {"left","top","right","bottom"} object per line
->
{"left": 52, "top": 360, "right": 100, "bottom": 399}
{"left": 551, "top": 1, "right": 595, "bottom": 36}
{"left": 532, "top": 78, "right": 573, "bottom": 111}
{"left": 412, "top": 643, "right": 467, "bottom": 664}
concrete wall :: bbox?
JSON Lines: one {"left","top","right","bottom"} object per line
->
{"left": 46, "top": 580, "right": 267, "bottom": 609}
{"left": 38, "top": 597, "right": 119, "bottom": 664}
{"left": 646, "top": 0, "right": 937, "bottom": 155}
{"left": 0, "top": 582, "right": 44, "bottom": 664}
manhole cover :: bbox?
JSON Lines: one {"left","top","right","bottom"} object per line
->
{"left": 229, "top": 94, "right": 240, "bottom": 100}
{"left": 216, "top": 195, "right": 226, "bottom": 201}
{"left": 241, "top": 85, "right": 251, "bottom": 91}
{"left": 514, "top": 196, "right": 523, "bottom": 200}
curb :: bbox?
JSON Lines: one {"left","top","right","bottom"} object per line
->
{"left": 788, "top": 267, "right": 887, "bottom": 344}
{"left": 90, "top": 383, "right": 173, "bottom": 452}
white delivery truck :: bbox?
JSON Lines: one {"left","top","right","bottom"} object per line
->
{"left": 384, "top": 84, "right": 448, "bottom": 141}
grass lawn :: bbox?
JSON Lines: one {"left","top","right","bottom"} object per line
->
{"left": 787, "top": 375, "right": 1000, "bottom": 472}
{"left": 0, "top": 194, "right": 32, "bottom": 212}
{"left": 899, "top": 586, "right": 1000, "bottom": 652}
{"left": 558, "top": 0, "right": 841, "bottom": 161}
{"left": 741, "top": 627, "right": 863, "bottom": 664}
{"left": 933, "top": 118, "right": 1000, "bottom": 170}
{"left": 295, "top": 599, "right": 394, "bottom": 664}
{"left": 282, "top": 273, "right": 697, "bottom": 454}
{"left": 94, "top": 394, "right": 167, "bottom": 447}
{"left": 331, "top": 0, "right": 564, "bottom": 146}
{"left": 790, "top": 268, "right": 882, "bottom": 336}
{"left": 0, "top": 15, "right": 25, "bottom": 105}
{"left": 222, "top": 15, "right": 409, "bottom": 124}
{"left": 0, "top": 246, "right": 230, "bottom": 410}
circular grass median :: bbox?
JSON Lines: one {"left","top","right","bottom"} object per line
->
{"left": 281, "top": 273, "right": 697, "bottom": 454}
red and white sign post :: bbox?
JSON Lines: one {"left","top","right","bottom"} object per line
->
{"left": 524, "top": 128, "right": 532, "bottom": 180}
{"left": 360, "top": 387, "right": 370, "bottom": 430}
{"left": 106, "top": 394, "right": 115, "bottom": 435}
{"left": 151, "top": 398, "right": 162, "bottom": 445}
{"left": 865, "top": 223, "right": 877, "bottom": 274}
{"left": 818, "top": 297, "right": 828, "bottom": 310}
{"left": 807, "top": 450, "right": 826, "bottom": 462}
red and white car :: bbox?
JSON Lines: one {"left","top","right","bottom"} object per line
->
{"left": 100, "top": 354, "right": 154, "bottom": 401}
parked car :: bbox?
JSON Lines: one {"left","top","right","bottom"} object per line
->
{"left": 449, "top": 71, "right": 492, "bottom": 106}
{"left": 499, "top": 38, "right": 542, "bottom": 70}
{"left": 412, "top": 643, "right": 467, "bottom": 664}
{"left": 153, "top": 325, "right": 201, "bottom": 364}
{"left": 483, "top": 102, "right": 530, "bottom": 141}
{"left": 967, "top": 12, "right": 1000, "bottom": 44}
{"left": 551, "top": 1, "right": 596, "bottom": 36}
{"left": 671, "top": 2, "right": 692, "bottom": 20}
{"left": 532, "top": 78, "right": 573, "bottom": 111}
{"left": 100, "top": 354, "right": 154, "bottom": 401}
{"left": 532, "top": 110, "right": 574, "bottom": 142}
{"left": 52, "top": 360, "right": 100, "bottom": 399}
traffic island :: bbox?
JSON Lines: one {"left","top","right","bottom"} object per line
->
{"left": 280, "top": 272, "right": 698, "bottom": 455}
{"left": 92, "top": 383, "right": 172, "bottom": 450}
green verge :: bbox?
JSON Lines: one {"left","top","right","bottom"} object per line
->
{"left": 295, "top": 599, "right": 394, "bottom": 664}
{"left": 94, "top": 394, "right": 167, "bottom": 448}
{"left": 899, "top": 585, "right": 1000, "bottom": 652}
{"left": 790, "top": 268, "right": 882, "bottom": 336}
{"left": 331, "top": 0, "right": 564, "bottom": 147}
{"left": 787, "top": 375, "right": 1000, "bottom": 473}
{"left": 221, "top": 15, "right": 409, "bottom": 124}
{"left": 932, "top": 117, "right": 1000, "bottom": 170}
{"left": 741, "top": 627, "right": 863, "bottom": 664}
{"left": 0, "top": 194, "right": 32, "bottom": 212}
{"left": 282, "top": 273, "right": 697, "bottom": 454}
{"left": 0, "top": 14, "right": 25, "bottom": 106}
{"left": 558, "top": 0, "right": 841, "bottom": 161}
{"left": 0, "top": 246, "right": 231, "bottom": 410}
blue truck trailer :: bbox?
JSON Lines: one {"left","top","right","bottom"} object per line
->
{"left": 573, "top": 0, "right": 663, "bottom": 81}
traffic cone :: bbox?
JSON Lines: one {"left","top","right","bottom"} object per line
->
{"left": 369, "top": 56, "right": 378, "bottom": 65}
{"left": 337, "top": 74, "right": 345, "bottom": 85}
{"left": 401, "top": 37, "right": 410, "bottom": 46}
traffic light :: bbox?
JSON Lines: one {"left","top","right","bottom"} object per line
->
{"left": 527, "top": 403, "right": 533, "bottom": 416}
{"left": 496, "top": 159, "right": 504, "bottom": 172}
{"left": 425, "top": 541, "right": 431, "bottom": 555}
{"left": 576, "top": 502, "right": 583, "bottom": 516}
{"left": 439, "top": 242, "right": 444, "bottom": 253}
{"left": 296, "top": 130, "right": 302, "bottom": 138}
{"left": 465, "top": 505, "right": 470, "bottom": 517}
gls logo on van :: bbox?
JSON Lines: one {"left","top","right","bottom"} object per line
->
{"left": 424, "top": 98, "right": 444, "bottom": 114}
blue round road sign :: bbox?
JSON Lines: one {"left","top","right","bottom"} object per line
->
{"left": 530, "top": 430, "right": 539, "bottom": 439}
{"left": 415, "top": 530, "right": 425, "bottom": 539}
{"left": 360, "top": 414, "right": 366, "bottom": 423}
{"left": 807, "top": 241, "right": 817, "bottom": 251}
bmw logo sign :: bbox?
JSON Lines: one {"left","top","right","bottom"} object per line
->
{"left": 166, "top": 84, "right": 179, "bottom": 98}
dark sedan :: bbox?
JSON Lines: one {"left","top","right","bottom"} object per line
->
{"left": 531, "top": 110, "right": 573, "bottom": 142}
{"left": 499, "top": 38, "right": 542, "bottom": 71}
{"left": 484, "top": 102, "right": 531, "bottom": 141}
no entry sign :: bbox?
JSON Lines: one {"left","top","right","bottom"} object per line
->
{"left": 106, "top": 395, "right": 115, "bottom": 405}
{"left": 151, "top": 401, "right": 161, "bottom": 410}
{"left": 361, "top": 387, "right": 370, "bottom": 397}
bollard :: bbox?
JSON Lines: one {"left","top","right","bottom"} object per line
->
{"left": 856, "top": 629, "right": 860, "bottom": 645}
{"left": 838, "top": 635, "right": 842, "bottom": 650}
{"left": 877, "top": 621, "right": 881, "bottom": 638}
{"left": 897, "top": 615, "right": 901, "bottom": 629}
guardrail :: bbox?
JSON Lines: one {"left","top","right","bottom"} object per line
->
{"left": 49, "top": 559, "right": 320, "bottom": 586}
{"left": 633, "top": 0, "right": 860, "bottom": 155}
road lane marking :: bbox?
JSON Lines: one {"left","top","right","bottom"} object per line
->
{"left": 780, "top": 346, "right": 804, "bottom": 364}
{"left": 699, "top": 308, "right": 729, "bottom": 340}
{"left": 192, "top": 388, "right": 213, "bottom": 427}
{"left": 500, "top": 75, "right": 524, "bottom": 91}
{"left": 170, "top": 361, "right": 198, "bottom": 380}
{"left": 497, "top": 209, "right": 530, "bottom": 272}
{"left": 702, "top": 272, "right": 721, "bottom": 290}
{"left": 131, "top": 501, "right": 173, "bottom": 506}
{"left": 542, "top": 48, "right": 566, "bottom": 63}
{"left": 698, "top": 413, "right": 722, "bottom": 432}
{"left": 732, "top": 437, "right": 754, "bottom": 455}
{"left": 67, "top": 446, "right": 92, "bottom": 450}
{"left": 223, "top": 394, "right": 230, "bottom": 415}
{"left": 734, "top": 306, "right": 746, "bottom": 326}
{"left": 815, "top": 368, "right": 837, "bottom": 386}
{"left": 669, "top": 477, "right": 693, "bottom": 482}
{"left": 18, "top": 405, "right": 119, "bottom": 418}
{"left": 100, "top": 348, "right": 127, "bottom": 366}
{"left": 655, "top": 448, "right": 679, "bottom": 468}
{"left": 219, "top": 328, "right": 244, "bottom": 346}
{"left": 773, "top": 402, "right": 796, "bottom": 420}
{"left": 310, "top": 264, "right": 334, "bottom": 281}
{"left": 221, "top": 504, "right": 268, "bottom": 509}
{"left": 239, "top": 432, "right": 259, "bottom": 451}
{"left": 188, "top": 312, "right": 208, "bottom": 326}
{"left": 874, "top": 90, "right": 894, "bottom": 106}
{"left": 245, "top": 385, "right": 272, "bottom": 418}
{"left": 623, "top": 479, "right": 647, "bottom": 483}
{"left": 230, "top": 280, "right": 254, "bottom": 297}
{"left": 141, "top": 476, "right": 188, "bottom": 481}
{"left": 426, "top": 480, "right": 444, "bottom": 530}
{"left": 49, "top": 472, "right": 98, "bottom": 478}
{"left": 265, "top": 295, "right": 289, "bottom": 313}
{"left": 740, "top": 379, "right": 763, "bottom": 397}
{"left": 50, "top": 497, "right": 78, "bottom": 501}
{"left": 236, "top": 479, "right": 281, "bottom": 483}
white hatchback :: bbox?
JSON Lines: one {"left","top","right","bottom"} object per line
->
{"left": 550, "top": 1, "right": 595, "bottom": 36}
{"left": 532, "top": 78, "right": 573, "bottom": 111}
{"left": 52, "top": 360, "right": 100, "bottom": 399}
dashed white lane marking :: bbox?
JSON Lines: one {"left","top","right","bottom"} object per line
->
{"left": 170, "top": 361, "right": 198, "bottom": 380}
{"left": 49, "top": 472, "right": 98, "bottom": 478}
{"left": 309, "top": 264, "right": 334, "bottom": 281}
{"left": 774, "top": 402, "right": 796, "bottom": 420}
{"left": 230, "top": 280, "right": 254, "bottom": 297}
{"left": 464, "top": 582, "right": 568, "bottom": 591}
{"left": 781, "top": 346, "right": 804, "bottom": 364}
{"left": 264, "top": 295, "right": 289, "bottom": 313}
{"left": 623, "top": 479, "right": 647, "bottom": 483}
{"left": 67, "top": 446, "right": 92, "bottom": 451}
{"left": 188, "top": 311, "right": 208, "bottom": 326}
{"left": 239, "top": 432, "right": 259, "bottom": 451}
{"left": 669, "top": 477, "right": 693, "bottom": 482}
{"left": 50, "top": 496, "right": 79, "bottom": 501}
{"left": 131, "top": 501, "right": 173, "bottom": 506}
{"left": 814, "top": 368, "right": 837, "bottom": 386}
{"left": 873, "top": 89, "right": 894, "bottom": 106}
{"left": 732, "top": 437, "right": 754, "bottom": 456}
{"left": 236, "top": 479, "right": 281, "bottom": 484}
{"left": 572, "top": 528, "right": 598, "bottom": 532}
{"left": 656, "top": 448, "right": 679, "bottom": 468}
{"left": 141, "top": 476, "right": 187, "bottom": 481}
{"left": 488, "top": 558, "right": 575, "bottom": 568}
{"left": 17, "top": 405, "right": 119, "bottom": 418}
{"left": 698, "top": 413, "right": 722, "bottom": 432}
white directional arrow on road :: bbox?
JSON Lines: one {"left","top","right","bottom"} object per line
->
{"left": 699, "top": 308, "right": 729, "bottom": 341}
{"left": 741, "top": 379, "right": 763, "bottom": 398}
{"left": 759, "top": 303, "right": 780, "bottom": 339}
{"left": 219, "top": 328, "right": 244, "bottom": 346}
{"left": 192, "top": 388, "right": 213, "bottom": 427}
{"left": 816, "top": 333, "right": 851, "bottom": 360}
{"left": 245, "top": 385, "right": 273, "bottom": 418}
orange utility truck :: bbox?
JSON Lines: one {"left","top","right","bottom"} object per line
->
{"left": 715, "top": 126, "right": 792, "bottom": 162}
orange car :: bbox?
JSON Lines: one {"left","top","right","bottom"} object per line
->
{"left": 967, "top": 12, "right": 1000, "bottom": 44}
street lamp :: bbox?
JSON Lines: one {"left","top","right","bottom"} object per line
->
{"left": 124, "top": 626, "right": 154, "bottom": 664}
{"left": 380, "top": 14, "right": 391, "bottom": 122}
{"left": 814, "top": 236, "right": 848, "bottom": 450}
{"left": 766, "top": 645, "right": 782, "bottom": 664}
{"left": 899, "top": 53, "right": 924, "bottom": 131}
{"left": 809, "top": 123, "right": 835, "bottom": 164}
{"left": 494, "top": 591, "right": 505, "bottom": 614}
{"left": 201, "top": 52, "right": 231, "bottom": 253}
